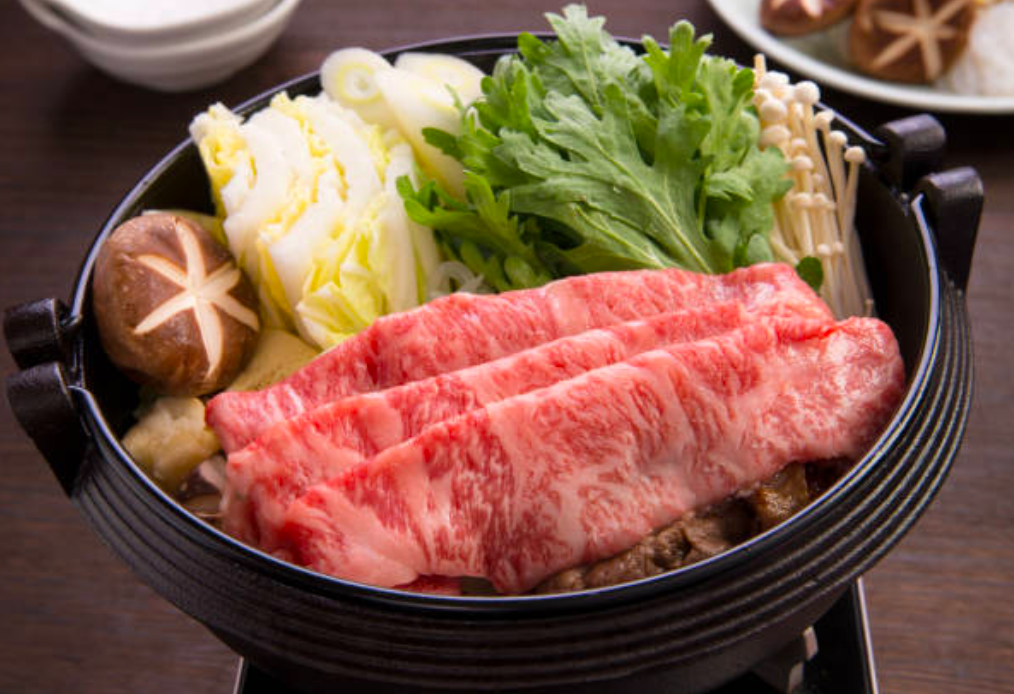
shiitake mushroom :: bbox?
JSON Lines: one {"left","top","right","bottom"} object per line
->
{"left": 761, "top": 0, "right": 859, "bottom": 36}
{"left": 92, "top": 213, "right": 259, "bottom": 396}
{"left": 849, "top": 0, "right": 976, "bottom": 83}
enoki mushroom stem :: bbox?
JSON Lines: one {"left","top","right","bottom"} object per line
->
{"left": 752, "top": 54, "right": 874, "bottom": 319}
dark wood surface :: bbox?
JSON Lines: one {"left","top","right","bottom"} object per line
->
{"left": 1, "top": 1, "right": 1011, "bottom": 692}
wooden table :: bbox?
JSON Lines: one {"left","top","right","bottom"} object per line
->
{"left": 1, "top": 1, "right": 1011, "bottom": 692}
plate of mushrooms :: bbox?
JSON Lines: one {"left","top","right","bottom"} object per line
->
{"left": 706, "top": 0, "right": 1014, "bottom": 113}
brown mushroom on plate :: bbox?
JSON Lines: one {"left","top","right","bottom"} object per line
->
{"left": 849, "top": 0, "right": 977, "bottom": 83}
{"left": 92, "top": 212, "right": 259, "bottom": 396}
{"left": 761, "top": 0, "right": 859, "bottom": 36}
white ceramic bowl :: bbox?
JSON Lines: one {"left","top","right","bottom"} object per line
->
{"left": 18, "top": 0, "right": 303, "bottom": 91}
{"left": 23, "top": 0, "right": 279, "bottom": 45}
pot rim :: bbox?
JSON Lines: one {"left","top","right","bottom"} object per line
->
{"left": 66, "top": 33, "right": 943, "bottom": 614}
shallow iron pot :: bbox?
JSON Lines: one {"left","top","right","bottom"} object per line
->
{"left": 4, "top": 35, "right": 980, "bottom": 693}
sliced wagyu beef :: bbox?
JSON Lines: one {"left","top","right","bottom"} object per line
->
{"left": 207, "top": 263, "right": 833, "bottom": 453}
{"left": 280, "top": 316, "right": 905, "bottom": 594}
{"left": 205, "top": 264, "right": 903, "bottom": 595}
{"left": 223, "top": 302, "right": 750, "bottom": 549}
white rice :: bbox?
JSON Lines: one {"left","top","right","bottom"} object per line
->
{"left": 939, "top": 2, "right": 1014, "bottom": 97}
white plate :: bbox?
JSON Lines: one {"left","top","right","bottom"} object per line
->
{"left": 706, "top": 0, "right": 1014, "bottom": 114}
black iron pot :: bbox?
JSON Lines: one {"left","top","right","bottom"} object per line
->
{"left": 4, "top": 36, "right": 981, "bottom": 694}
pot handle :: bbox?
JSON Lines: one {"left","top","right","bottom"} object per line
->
{"left": 870, "top": 115, "right": 981, "bottom": 292}
{"left": 914, "top": 167, "right": 982, "bottom": 293}
{"left": 4, "top": 298, "right": 88, "bottom": 496}
{"left": 5, "top": 297, "right": 76, "bottom": 369}
{"left": 872, "top": 114, "right": 947, "bottom": 192}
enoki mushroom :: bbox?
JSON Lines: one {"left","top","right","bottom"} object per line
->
{"left": 753, "top": 54, "right": 875, "bottom": 319}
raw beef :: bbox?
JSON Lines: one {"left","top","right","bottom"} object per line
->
{"left": 223, "top": 301, "right": 750, "bottom": 548}
{"left": 207, "top": 263, "right": 832, "bottom": 452}
{"left": 280, "top": 316, "right": 905, "bottom": 594}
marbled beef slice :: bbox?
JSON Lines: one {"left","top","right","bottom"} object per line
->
{"left": 222, "top": 301, "right": 750, "bottom": 548}
{"left": 207, "top": 263, "right": 832, "bottom": 452}
{"left": 280, "top": 316, "right": 904, "bottom": 593}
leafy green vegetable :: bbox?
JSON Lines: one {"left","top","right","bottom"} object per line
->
{"left": 397, "top": 173, "right": 553, "bottom": 292}
{"left": 400, "top": 4, "right": 791, "bottom": 290}
{"left": 795, "top": 256, "right": 825, "bottom": 293}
